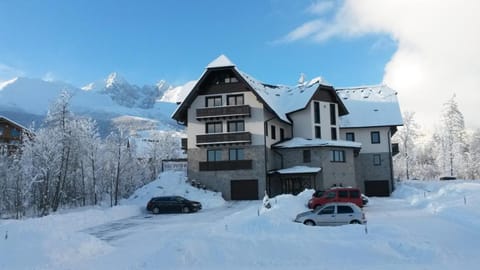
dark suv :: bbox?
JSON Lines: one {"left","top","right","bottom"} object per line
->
{"left": 146, "top": 196, "right": 202, "bottom": 214}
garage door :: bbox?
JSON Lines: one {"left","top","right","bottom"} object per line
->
{"left": 231, "top": 180, "right": 258, "bottom": 200}
{"left": 364, "top": 180, "right": 390, "bottom": 197}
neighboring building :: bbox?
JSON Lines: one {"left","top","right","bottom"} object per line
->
{"left": 172, "top": 55, "right": 402, "bottom": 200}
{"left": 0, "top": 116, "right": 32, "bottom": 155}
{"left": 162, "top": 158, "right": 188, "bottom": 172}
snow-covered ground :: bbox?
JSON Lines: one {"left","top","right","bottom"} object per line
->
{"left": 1, "top": 172, "right": 479, "bottom": 270}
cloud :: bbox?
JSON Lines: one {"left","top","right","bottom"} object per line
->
{"left": 42, "top": 71, "right": 55, "bottom": 82}
{"left": 281, "top": 0, "right": 480, "bottom": 129}
{"left": 306, "top": 1, "right": 335, "bottom": 15}
{"left": 0, "top": 63, "right": 24, "bottom": 81}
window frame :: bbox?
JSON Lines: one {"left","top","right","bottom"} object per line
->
{"left": 346, "top": 132, "right": 355, "bottom": 142}
{"left": 303, "top": 150, "right": 311, "bottom": 163}
{"left": 314, "top": 101, "right": 320, "bottom": 124}
{"left": 315, "top": 126, "right": 321, "bottom": 139}
{"left": 330, "top": 103, "right": 336, "bottom": 125}
{"left": 205, "top": 95, "right": 222, "bottom": 107}
{"left": 330, "top": 150, "right": 346, "bottom": 163}
{"left": 206, "top": 122, "right": 223, "bottom": 134}
{"left": 226, "top": 94, "right": 244, "bottom": 106}
{"left": 207, "top": 149, "right": 222, "bottom": 161}
{"left": 229, "top": 148, "right": 245, "bottom": 161}
{"left": 331, "top": 127, "right": 337, "bottom": 140}
{"left": 371, "top": 131, "right": 381, "bottom": 144}
{"left": 373, "top": 154, "right": 382, "bottom": 166}
{"left": 227, "top": 120, "right": 245, "bottom": 132}
{"left": 271, "top": 125, "right": 276, "bottom": 140}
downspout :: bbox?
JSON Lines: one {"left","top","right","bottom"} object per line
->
{"left": 264, "top": 116, "right": 275, "bottom": 195}
{"left": 388, "top": 128, "right": 395, "bottom": 193}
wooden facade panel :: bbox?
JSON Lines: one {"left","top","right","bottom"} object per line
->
{"left": 196, "top": 132, "right": 251, "bottom": 145}
{"left": 196, "top": 105, "right": 251, "bottom": 119}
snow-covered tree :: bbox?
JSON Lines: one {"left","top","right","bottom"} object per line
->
{"left": 394, "top": 111, "right": 421, "bottom": 179}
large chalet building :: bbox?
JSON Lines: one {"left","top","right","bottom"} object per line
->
{"left": 172, "top": 55, "right": 402, "bottom": 200}
{"left": 0, "top": 116, "right": 32, "bottom": 155}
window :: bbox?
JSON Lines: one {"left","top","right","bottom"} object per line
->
{"left": 0, "top": 126, "right": 3, "bottom": 136}
{"left": 314, "top": 101, "right": 320, "bottom": 124}
{"left": 319, "top": 205, "right": 335, "bottom": 215}
{"left": 346, "top": 132, "right": 355, "bottom": 141}
{"left": 280, "top": 128, "right": 285, "bottom": 140}
{"left": 206, "top": 122, "right": 222, "bottom": 134}
{"left": 371, "top": 131, "right": 380, "bottom": 144}
{"left": 229, "top": 148, "right": 244, "bottom": 160}
{"left": 10, "top": 128, "right": 20, "bottom": 138}
{"left": 337, "top": 206, "right": 354, "bottom": 214}
{"left": 227, "top": 120, "right": 245, "bottom": 132}
{"left": 330, "top": 150, "right": 345, "bottom": 162}
{"left": 303, "top": 150, "right": 311, "bottom": 163}
{"left": 326, "top": 191, "right": 336, "bottom": 199}
{"left": 331, "top": 127, "right": 337, "bottom": 140}
{"left": 349, "top": 190, "right": 360, "bottom": 198}
{"left": 315, "top": 126, "right": 321, "bottom": 139}
{"left": 338, "top": 190, "right": 348, "bottom": 198}
{"left": 271, "top": 125, "right": 276, "bottom": 140}
{"left": 373, "top": 154, "right": 381, "bottom": 166}
{"left": 207, "top": 149, "right": 222, "bottom": 161}
{"left": 330, "top": 104, "right": 336, "bottom": 125}
{"left": 227, "top": 94, "right": 244, "bottom": 106}
{"left": 205, "top": 96, "right": 222, "bottom": 107}
{"left": 224, "top": 76, "right": 238, "bottom": 84}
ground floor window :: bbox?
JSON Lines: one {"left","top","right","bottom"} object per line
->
{"left": 207, "top": 149, "right": 222, "bottom": 161}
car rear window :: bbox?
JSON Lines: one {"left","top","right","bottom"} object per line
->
{"left": 349, "top": 190, "right": 360, "bottom": 198}
{"left": 338, "top": 205, "right": 354, "bottom": 214}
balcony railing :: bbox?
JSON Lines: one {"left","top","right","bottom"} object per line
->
{"left": 392, "top": 143, "right": 399, "bottom": 156}
{"left": 199, "top": 160, "right": 253, "bottom": 171}
{"left": 196, "top": 132, "right": 251, "bottom": 146}
{"left": 196, "top": 105, "right": 251, "bottom": 120}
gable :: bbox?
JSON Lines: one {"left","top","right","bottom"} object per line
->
{"left": 197, "top": 68, "right": 250, "bottom": 95}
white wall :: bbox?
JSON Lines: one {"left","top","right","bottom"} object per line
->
{"left": 340, "top": 127, "right": 391, "bottom": 153}
{"left": 290, "top": 100, "right": 339, "bottom": 140}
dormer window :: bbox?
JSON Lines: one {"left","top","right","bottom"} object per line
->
{"left": 206, "top": 96, "right": 222, "bottom": 107}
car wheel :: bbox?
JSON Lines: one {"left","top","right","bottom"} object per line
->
{"left": 152, "top": 207, "right": 160, "bottom": 214}
{"left": 350, "top": 220, "right": 361, "bottom": 224}
{"left": 304, "top": 220, "right": 315, "bottom": 226}
{"left": 182, "top": 206, "right": 190, "bottom": 213}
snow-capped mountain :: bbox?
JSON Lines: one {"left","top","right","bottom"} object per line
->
{"left": 0, "top": 74, "right": 188, "bottom": 135}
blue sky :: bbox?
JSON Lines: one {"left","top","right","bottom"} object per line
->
{"left": 0, "top": 0, "right": 395, "bottom": 87}
{"left": 2, "top": 0, "right": 479, "bottom": 129}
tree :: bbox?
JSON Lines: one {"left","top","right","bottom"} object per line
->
{"left": 394, "top": 111, "right": 420, "bottom": 179}
{"left": 438, "top": 95, "right": 466, "bottom": 177}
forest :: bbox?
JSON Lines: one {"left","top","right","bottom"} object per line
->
{"left": 0, "top": 91, "right": 182, "bottom": 218}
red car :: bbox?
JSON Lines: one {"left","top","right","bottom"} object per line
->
{"left": 308, "top": 187, "right": 363, "bottom": 209}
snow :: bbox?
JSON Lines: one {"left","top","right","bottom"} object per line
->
{"left": 160, "top": 80, "right": 197, "bottom": 103}
{"left": 274, "top": 137, "right": 362, "bottom": 148}
{"left": 0, "top": 77, "right": 18, "bottom": 90}
{"left": 2, "top": 173, "right": 480, "bottom": 269}
{"left": 270, "top": 165, "right": 322, "bottom": 174}
{"left": 206, "top": 54, "right": 236, "bottom": 68}
{"left": 336, "top": 85, "right": 403, "bottom": 128}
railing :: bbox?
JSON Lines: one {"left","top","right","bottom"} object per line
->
{"left": 196, "top": 105, "right": 251, "bottom": 120}
{"left": 196, "top": 132, "right": 251, "bottom": 146}
{"left": 199, "top": 160, "right": 253, "bottom": 171}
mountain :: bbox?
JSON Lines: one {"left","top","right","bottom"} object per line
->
{"left": 0, "top": 74, "right": 187, "bottom": 136}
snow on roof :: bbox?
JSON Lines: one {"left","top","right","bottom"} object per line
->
{"left": 0, "top": 115, "right": 32, "bottom": 133}
{"left": 269, "top": 165, "right": 322, "bottom": 175}
{"left": 336, "top": 85, "right": 403, "bottom": 128}
{"left": 236, "top": 70, "right": 328, "bottom": 123}
{"left": 274, "top": 137, "right": 361, "bottom": 149}
{"left": 207, "top": 54, "right": 236, "bottom": 68}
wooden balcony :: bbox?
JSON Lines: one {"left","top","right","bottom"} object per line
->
{"left": 196, "top": 132, "right": 251, "bottom": 146}
{"left": 199, "top": 160, "right": 253, "bottom": 171}
{"left": 196, "top": 105, "right": 251, "bottom": 120}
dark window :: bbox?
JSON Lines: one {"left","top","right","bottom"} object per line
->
{"left": 227, "top": 94, "right": 244, "bottom": 106}
{"left": 338, "top": 206, "right": 354, "bottom": 214}
{"left": 349, "top": 190, "right": 360, "bottom": 198}
{"left": 271, "top": 125, "right": 276, "bottom": 140}
{"left": 10, "top": 128, "right": 20, "bottom": 138}
{"left": 330, "top": 150, "right": 345, "bottom": 162}
{"left": 303, "top": 150, "right": 311, "bottom": 163}
{"left": 319, "top": 205, "right": 335, "bottom": 215}
{"left": 206, "top": 122, "right": 223, "bottom": 133}
{"left": 330, "top": 104, "right": 336, "bottom": 125}
{"left": 227, "top": 120, "right": 245, "bottom": 132}
{"left": 206, "top": 96, "right": 222, "bottom": 107}
{"left": 338, "top": 190, "right": 348, "bottom": 198}
{"left": 315, "top": 126, "right": 321, "bottom": 139}
{"left": 346, "top": 132, "right": 355, "bottom": 141}
{"left": 373, "top": 154, "right": 381, "bottom": 166}
{"left": 371, "top": 131, "right": 381, "bottom": 144}
{"left": 314, "top": 101, "right": 320, "bottom": 124}
{"left": 280, "top": 128, "right": 285, "bottom": 140}
{"left": 331, "top": 127, "right": 337, "bottom": 140}
{"left": 229, "top": 148, "right": 245, "bottom": 160}
{"left": 0, "top": 126, "right": 4, "bottom": 136}
{"left": 207, "top": 149, "right": 222, "bottom": 161}
{"left": 326, "top": 191, "right": 336, "bottom": 199}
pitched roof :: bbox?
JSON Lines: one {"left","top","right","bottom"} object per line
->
{"left": 206, "top": 54, "right": 235, "bottom": 68}
{"left": 0, "top": 115, "right": 32, "bottom": 133}
{"left": 336, "top": 85, "right": 403, "bottom": 128}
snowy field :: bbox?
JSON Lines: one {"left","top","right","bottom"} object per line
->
{"left": 1, "top": 171, "right": 480, "bottom": 270}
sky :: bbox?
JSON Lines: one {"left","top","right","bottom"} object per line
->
{"left": 1, "top": 0, "right": 479, "bottom": 130}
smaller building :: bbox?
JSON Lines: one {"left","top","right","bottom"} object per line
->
{"left": 0, "top": 116, "right": 32, "bottom": 155}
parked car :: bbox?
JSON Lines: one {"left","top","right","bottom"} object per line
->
{"left": 295, "top": 202, "right": 366, "bottom": 226}
{"left": 307, "top": 187, "right": 363, "bottom": 209}
{"left": 146, "top": 196, "right": 202, "bottom": 214}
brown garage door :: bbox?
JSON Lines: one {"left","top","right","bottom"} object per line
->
{"left": 365, "top": 180, "right": 390, "bottom": 197}
{"left": 231, "top": 180, "right": 258, "bottom": 200}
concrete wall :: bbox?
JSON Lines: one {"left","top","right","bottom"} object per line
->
{"left": 187, "top": 145, "right": 266, "bottom": 200}
{"left": 353, "top": 152, "right": 393, "bottom": 193}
